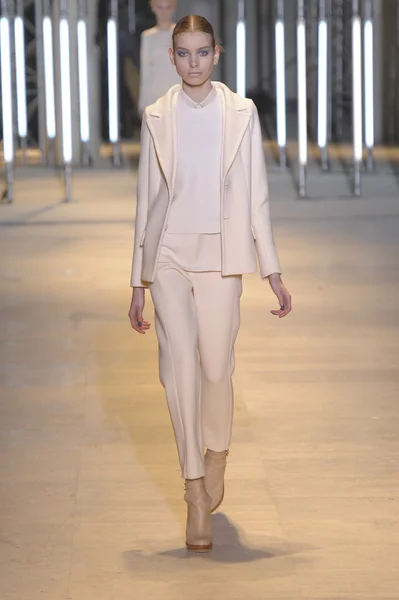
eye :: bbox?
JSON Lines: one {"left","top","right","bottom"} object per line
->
{"left": 177, "top": 51, "right": 188, "bottom": 58}
{"left": 199, "top": 50, "right": 209, "bottom": 57}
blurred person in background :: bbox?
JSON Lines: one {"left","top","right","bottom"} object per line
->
{"left": 138, "top": 0, "right": 181, "bottom": 115}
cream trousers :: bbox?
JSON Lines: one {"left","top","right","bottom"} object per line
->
{"left": 150, "top": 261, "right": 242, "bottom": 479}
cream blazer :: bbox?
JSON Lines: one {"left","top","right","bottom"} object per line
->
{"left": 131, "top": 82, "right": 281, "bottom": 287}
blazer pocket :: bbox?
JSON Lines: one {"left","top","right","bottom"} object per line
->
{"left": 139, "top": 230, "right": 146, "bottom": 247}
{"left": 251, "top": 226, "right": 256, "bottom": 241}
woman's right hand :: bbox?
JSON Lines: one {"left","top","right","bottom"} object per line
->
{"left": 128, "top": 287, "right": 151, "bottom": 335}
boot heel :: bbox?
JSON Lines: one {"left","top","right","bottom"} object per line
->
{"left": 186, "top": 541, "right": 213, "bottom": 552}
{"left": 184, "top": 477, "right": 212, "bottom": 552}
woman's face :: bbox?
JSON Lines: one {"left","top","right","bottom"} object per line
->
{"left": 169, "top": 32, "right": 220, "bottom": 87}
{"left": 151, "top": 0, "right": 175, "bottom": 24}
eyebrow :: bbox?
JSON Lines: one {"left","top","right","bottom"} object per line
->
{"left": 175, "top": 46, "right": 212, "bottom": 51}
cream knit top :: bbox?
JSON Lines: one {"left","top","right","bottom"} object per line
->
{"left": 159, "top": 85, "right": 224, "bottom": 272}
{"left": 167, "top": 86, "right": 222, "bottom": 233}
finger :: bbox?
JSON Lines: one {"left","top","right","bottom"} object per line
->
{"left": 281, "top": 292, "right": 292, "bottom": 316}
{"left": 138, "top": 320, "right": 151, "bottom": 330}
{"left": 129, "top": 311, "right": 146, "bottom": 333}
{"left": 271, "top": 297, "right": 285, "bottom": 316}
{"left": 276, "top": 305, "right": 289, "bottom": 318}
{"left": 136, "top": 315, "right": 151, "bottom": 332}
{"left": 278, "top": 303, "right": 291, "bottom": 318}
{"left": 271, "top": 302, "right": 290, "bottom": 318}
{"left": 136, "top": 308, "right": 144, "bottom": 327}
{"left": 135, "top": 319, "right": 149, "bottom": 327}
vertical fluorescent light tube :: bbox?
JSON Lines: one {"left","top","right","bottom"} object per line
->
{"left": 0, "top": 17, "right": 13, "bottom": 162}
{"left": 43, "top": 16, "right": 56, "bottom": 139}
{"left": 297, "top": 18, "right": 307, "bottom": 166}
{"left": 14, "top": 16, "right": 28, "bottom": 139}
{"left": 364, "top": 19, "right": 374, "bottom": 149}
{"left": 107, "top": 18, "right": 118, "bottom": 143}
{"left": 236, "top": 18, "right": 246, "bottom": 97}
{"left": 275, "top": 20, "right": 286, "bottom": 147}
{"left": 60, "top": 18, "right": 72, "bottom": 162}
{"left": 77, "top": 19, "right": 90, "bottom": 143}
{"left": 317, "top": 19, "right": 328, "bottom": 148}
{"left": 352, "top": 15, "right": 363, "bottom": 162}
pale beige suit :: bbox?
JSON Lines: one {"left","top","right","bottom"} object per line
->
{"left": 131, "top": 82, "right": 281, "bottom": 479}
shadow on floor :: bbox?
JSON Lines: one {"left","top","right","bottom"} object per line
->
{"left": 123, "top": 512, "right": 315, "bottom": 568}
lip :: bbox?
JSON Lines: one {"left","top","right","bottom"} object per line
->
{"left": 188, "top": 72, "right": 201, "bottom": 76}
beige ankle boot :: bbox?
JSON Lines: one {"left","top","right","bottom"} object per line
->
{"left": 204, "top": 449, "right": 229, "bottom": 513}
{"left": 184, "top": 477, "right": 212, "bottom": 552}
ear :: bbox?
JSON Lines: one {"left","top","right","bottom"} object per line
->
{"left": 168, "top": 47, "right": 176, "bottom": 66}
{"left": 213, "top": 45, "right": 221, "bottom": 66}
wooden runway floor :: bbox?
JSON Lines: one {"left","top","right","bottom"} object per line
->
{"left": 0, "top": 167, "right": 398, "bottom": 599}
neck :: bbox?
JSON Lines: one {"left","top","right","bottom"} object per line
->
{"left": 157, "top": 21, "right": 173, "bottom": 30}
{"left": 182, "top": 78, "right": 213, "bottom": 104}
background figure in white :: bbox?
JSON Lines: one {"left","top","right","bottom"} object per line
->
{"left": 138, "top": 0, "right": 181, "bottom": 115}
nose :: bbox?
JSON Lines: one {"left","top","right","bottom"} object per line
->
{"left": 189, "top": 53, "right": 198, "bottom": 68}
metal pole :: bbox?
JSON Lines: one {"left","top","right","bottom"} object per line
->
{"left": 108, "top": 0, "right": 121, "bottom": 166}
{"left": 42, "top": 0, "right": 55, "bottom": 166}
{"left": 318, "top": 0, "right": 329, "bottom": 171}
{"left": 65, "top": 163, "right": 72, "bottom": 202}
{"left": 21, "top": 137, "right": 27, "bottom": 165}
{"left": 236, "top": 0, "right": 246, "bottom": 97}
{"left": 396, "top": 0, "right": 399, "bottom": 143}
{"left": 5, "top": 163, "right": 14, "bottom": 203}
{"left": 128, "top": 0, "right": 136, "bottom": 33}
{"left": 275, "top": 0, "right": 287, "bottom": 169}
{"left": 352, "top": 0, "right": 362, "bottom": 196}
{"left": 326, "top": 0, "right": 332, "bottom": 148}
{"left": 363, "top": 0, "right": 374, "bottom": 173}
{"left": 219, "top": 0, "right": 226, "bottom": 83}
{"left": 60, "top": 0, "right": 73, "bottom": 201}
{"left": 34, "top": 0, "right": 46, "bottom": 162}
{"left": 78, "top": 0, "right": 90, "bottom": 166}
{"left": 15, "top": 0, "right": 27, "bottom": 165}
{"left": 238, "top": 1, "right": 245, "bottom": 28}
{"left": 333, "top": 0, "right": 344, "bottom": 140}
{"left": 297, "top": 0, "right": 307, "bottom": 197}
{"left": 389, "top": 0, "right": 399, "bottom": 145}
{"left": 1, "top": 0, "right": 15, "bottom": 203}
{"left": 308, "top": 0, "right": 318, "bottom": 142}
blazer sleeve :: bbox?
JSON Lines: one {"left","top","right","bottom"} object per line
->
{"left": 138, "top": 33, "right": 151, "bottom": 115}
{"left": 249, "top": 101, "right": 282, "bottom": 278}
{"left": 130, "top": 111, "right": 150, "bottom": 287}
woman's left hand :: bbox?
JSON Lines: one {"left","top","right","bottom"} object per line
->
{"left": 268, "top": 273, "right": 292, "bottom": 318}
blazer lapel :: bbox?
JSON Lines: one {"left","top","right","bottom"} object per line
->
{"left": 217, "top": 83, "right": 251, "bottom": 181}
{"left": 146, "top": 85, "right": 180, "bottom": 193}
